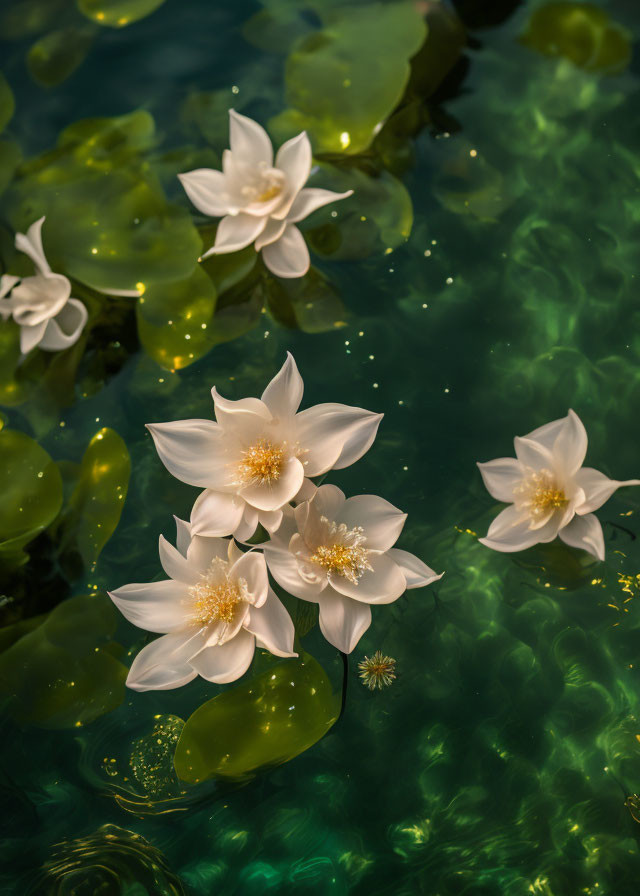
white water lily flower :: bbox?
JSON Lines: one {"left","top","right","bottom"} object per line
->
{"left": 263, "top": 484, "right": 443, "bottom": 654}
{"left": 0, "top": 217, "right": 88, "bottom": 354}
{"left": 477, "top": 409, "right": 640, "bottom": 561}
{"left": 147, "top": 353, "right": 383, "bottom": 542}
{"left": 178, "top": 109, "right": 352, "bottom": 278}
{"left": 109, "top": 518, "right": 296, "bottom": 691}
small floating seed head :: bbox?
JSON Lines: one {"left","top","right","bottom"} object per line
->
{"left": 515, "top": 468, "right": 567, "bottom": 522}
{"left": 189, "top": 558, "right": 248, "bottom": 625}
{"left": 358, "top": 651, "right": 397, "bottom": 690}
{"left": 237, "top": 439, "right": 285, "bottom": 485}
{"left": 310, "top": 518, "right": 372, "bottom": 584}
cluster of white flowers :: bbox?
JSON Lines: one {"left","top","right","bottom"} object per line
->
{"left": 109, "top": 353, "right": 443, "bottom": 690}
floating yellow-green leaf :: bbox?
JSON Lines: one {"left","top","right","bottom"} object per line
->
{"left": 27, "top": 25, "right": 95, "bottom": 88}
{"left": 269, "top": 3, "right": 427, "bottom": 155}
{"left": 1, "top": 0, "right": 69, "bottom": 40}
{"left": 0, "top": 72, "right": 15, "bottom": 134}
{"left": 77, "top": 0, "right": 167, "bottom": 28}
{"left": 62, "top": 427, "right": 130, "bottom": 568}
{"left": 136, "top": 266, "right": 218, "bottom": 370}
{"left": 306, "top": 168, "right": 413, "bottom": 260}
{"left": 0, "top": 594, "right": 127, "bottom": 728}
{"left": 0, "top": 428, "right": 63, "bottom": 565}
{"left": 266, "top": 266, "right": 348, "bottom": 332}
{"left": 5, "top": 112, "right": 202, "bottom": 293}
{"left": 0, "top": 139, "right": 22, "bottom": 197}
{"left": 200, "top": 241, "right": 257, "bottom": 296}
{"left": 174, "top": 652, "right": 340, "bottom": 783}
{"left": 520, "top": 3, "right": 632, "bottom": 74}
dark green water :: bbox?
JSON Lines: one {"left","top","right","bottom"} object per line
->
{"left": 2, "top": 0, "right": 640, "bottom": 893}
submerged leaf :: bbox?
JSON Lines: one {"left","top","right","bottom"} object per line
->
{"left": 27, "top": 25, "right": 95, "bottom": 87}
{"left": 0, "top": 594, "right": 127, "bottom": 728}
{"left": 136, "top": 266, "right": 218, "bottom": 370}
{"left": 520, "top": 3, "right": 632, "bottom": 74}
{"left": 77, "top": 0, "right": 167, "bottom": 28}
{"left": 0, "top": 139, "right": 22, "bottom": 198}
{"left": 61, "top": 427, "right": 131, "bottom": 569}
{"left": 174, "top": 652, "right": 340, "bottom": 782}
{"left": 0, "top": 428, "right": 63, "bottom": 565}
{"left": 0, "top": 72, "right": 15, "bottom": 134}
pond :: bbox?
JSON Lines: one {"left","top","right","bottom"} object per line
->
{"left": 2, "top": 0, "right": 640, "bottom": 893}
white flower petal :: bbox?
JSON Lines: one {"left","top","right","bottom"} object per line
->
{"left": 211, "top": 387, "right": 272, "bottom": 436}
{"left": 190, "top": 489, "right": 246, "bottom": 537}
{"left": 338, "top": 495, "right": 406, "bottom": 552}
{"left": 574, "top": 467, "right": 640, "bottom": 514}
{"left": 15, "top": 216, "right": 51, "bottom": 276}
{"left": 309, "top": 483, "right": 346, "bottom": 522}
{"left": 207, "top": 213, "right": 267, "bottom": 256}
{"left": 552, "top": 409, "right": 588, "bottom": 478}
{"left": 287, "top": 187, "right": 354, "bottom": 224}
{"left": 329, "top": 552, "right": 406, "bottom": 605}
{"left": 186, "top": 533, "right": 230, "bottom": 574}
{"left": 258, "top": 508, "right": 283, "bottom": 534}
{"left": 272, "top": 131, "right": 312, "bottom": 219}
{"left": 146, "top": 420, "right": 228, "bottom": 489}
{"left": 524, "top": 415, "right": 566, "bottom": 451}
{"left": 261, "top": 352, "right": 304, "bottom": 420}
{"left": 294, "top": 478, "right": 317, "bottom": 504}
{"left": 38, "top": 298, "right": 87, "bottom": 351}
{"left": 10, "top": 274, "right": 70, "bottom": 326}
{"left": 239, "top": 455, "right": 305, "bottom": 512}
{"left": 230, "top": 551, "right": 269, "bottom": 607}
{"left": 318, "top": 588, "right": 372, "bottom": 653}
{"left": 229, "top": 109, "right": 273, "bottom": 167}
{"left": 245, "top": 587, "right": 297, "bottom": 657}
{"left": 295, "top": 404, "right": 382, "bottom": 476}
{"left": 261, "top": 224, "right": 310, "bottom": 279}
{"left": 0, "top": 273, "right": 20, "bottom": 300}
{"left": 178, "top": 168, "right": 232, "bottom": 217}
{"left": 386, "top": 548, "right": 444, "bottom": 589}
{"left": 477, "top": 458, "right": 524, "bottom": 502}
{"left": 263, "top": 543, "right": 324, "bottom": 601}
{"left": 159, "top": 535, "right": 200, "bottom": 585}
{"left": 513, "top": 436, "right": 554, "bottom": 472}
{"left": 255, "top": 218, "right": 287, "bottom": 251}
{"left": 109, "top": 580, "right": 191, "bottom": 633}
{"left": 174, "top": 516, "right": 192, "bottom": 557}
{"left": 19, "top": 321, "right": 47, "bottom": 354}
{"left": 479, "top": 504, "right": 560, "bottom": 553}
{"left": 234, "top": 505, "right": 259, "bottom": 542}
{"left": 127, "top": 628, "right": 206, "bottom": 691}
{"left": 558, "top": 513, "right": 605, "bottom": 561}
{"left": 190, "top": 626, "right": 256, "bottom": 684}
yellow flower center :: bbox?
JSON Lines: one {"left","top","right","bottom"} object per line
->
{"left": 240, "top": 167, "right": 286, "bottom": 205}
{"left": 237, "top": 439, "right": 285, "bottom": 484}
{"left": 515, "top": 469, "right": 568, "bottom": 521}
{"left": 189, "top": 558, "right": 247, "bottom": 626}
{"left": 256, "top": 184, "right": 282, "bottom": 202}
{"left": 310, "top": 519, "right": 372, "bottom": 584}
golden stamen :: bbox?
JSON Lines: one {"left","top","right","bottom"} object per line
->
{"left": 189, "top": 558, "right": 247, "bottom": 625}
{"left": 310, "top": 519, "right": 372, "bottom": 584}
{"left": 237, "top": 439, "right": 285, "bottom": 484}
{"left": 515, "top": 469, "right": 568, "bottom": 521}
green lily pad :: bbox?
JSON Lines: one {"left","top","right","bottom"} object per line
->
{"left": 520, "top": 3, "right": 632, "bottom": 74}
{"left": 0, "top": 0, "right": 69, "bottom": 40}
{"left": 136, "top": 266, "right": 218, "bottom": 370}
{"left": 266, "top": 266, "right": 348, "bottom": 332}
{"left": 305, "top": 167, "right": 413, "bottom": 260}
{"left": 77, "top": 0, "right": 167, "bottom": 28}
{"left": 27, "top": 25, "right": 95, "bottom": 88}
{"left": 0, "top": 594, "right": 127, "bottom": 728}
{"left": 269, "top": 3, "right": 427, "bottom": 155}
{"left": 0, "top": 428, "right": 63, "bottom": 565}
{"left": 5, "top": 112, "right": 202, "bottom": 293}
{"left": 174, "top": 652, "right": 340, "bottom": 783}
{"left": 62, "top": 427, "right": 131, "bottom": 569}
{"left": 0, "top": 72, "right": 15, "bottom": 134}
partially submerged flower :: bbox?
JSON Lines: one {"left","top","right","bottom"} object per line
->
{"left": 0, "top": 217, "right": 88, "bottom": 353}
{"left": 358, "top": 650, "right": 397, "bottom": 690}
{"left": 147, "top": 353, "right": 383, "bottom": 541}
{"left": 178, "top": 109, "right": 352, "bottom": 278}
{"left": 478, "top": 409, "right": 640, "bottom": 560}
{"left": 263, "top": 484, "right": 443, "bottom": 653}
{"left": 109, "top": 518, "right": 296, "bottom": 691}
